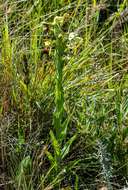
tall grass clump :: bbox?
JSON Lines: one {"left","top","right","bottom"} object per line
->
{"left": 1, "top": 18, "right": 13, "bottom": 114}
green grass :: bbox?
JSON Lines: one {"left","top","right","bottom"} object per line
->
{"left": 0, "top": 0, "right": 128, "bottom": 189}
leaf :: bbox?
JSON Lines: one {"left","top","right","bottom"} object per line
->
{"left": 58, "top": 110, "right": 74, "bottom": 143}
{"left": 75, "top": 174, "right": 79, "bottom": 190}
{"left": 122, "top": 126, "right": 128, "bottom": 140}
{"left": 21, "top": 156, "right": 31, "bottom": 169}
{"left": 61, "top": 135, "right": 77, "bottom": 159}
{"left": 50, "top": 130, "right": 61, "bottom": 157}
{"left": 19, "top": 80, "right": 28, "bottom": 94}
{"left": 16, "top": 156, "right": 31, "bottom": 181}
{"left": 58, "top": 117, "right": 69, "bottom": 142}
{"left": 46, "top": 150, "right": 55, "bottom": 166}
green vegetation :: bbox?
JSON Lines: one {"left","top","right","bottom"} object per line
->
{"left": 0, "top": 0, "right": 128, "bottom": 189}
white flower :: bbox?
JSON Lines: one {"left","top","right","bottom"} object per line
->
{"left": 68, "top": 32, "right": 78, "bottom": 41}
